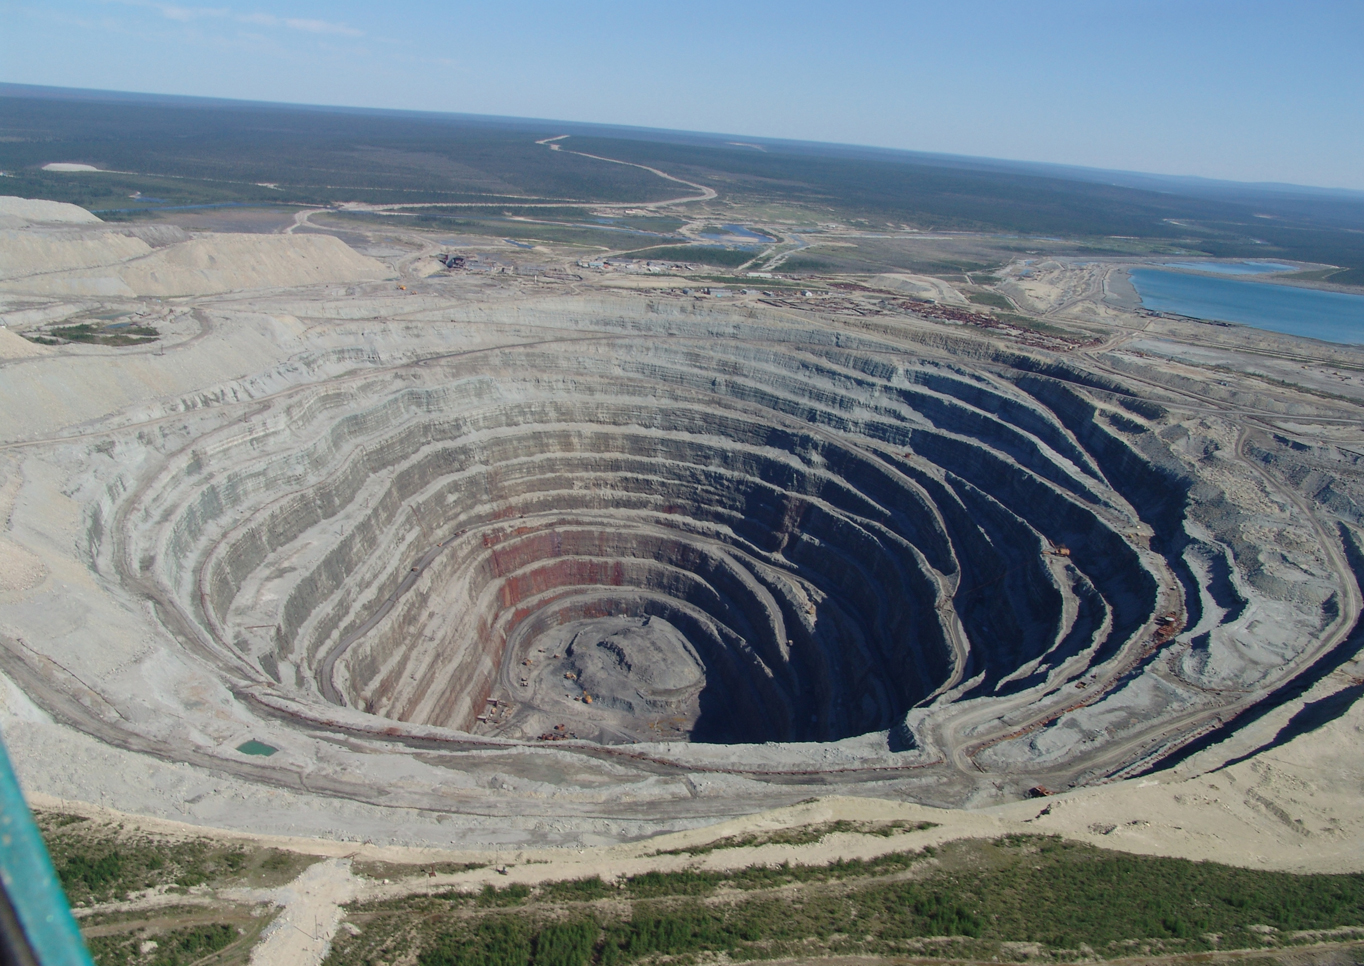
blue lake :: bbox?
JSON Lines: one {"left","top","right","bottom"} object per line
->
{"left": 700, "top": 224, "right": 775, "bottom": 242}
{"left": 1129, "top": 269, "right": 1364, "bottom": 345}
{"left": 1160, "top": 261, "right": 1297, "bottom": 276}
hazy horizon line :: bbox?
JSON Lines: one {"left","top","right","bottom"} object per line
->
{"left": 3, "top": 80, "right": 1363, "bottom": 202}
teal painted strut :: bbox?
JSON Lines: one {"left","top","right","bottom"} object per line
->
{"left": 0, "top": 728, "right": 93, "bottom": 965}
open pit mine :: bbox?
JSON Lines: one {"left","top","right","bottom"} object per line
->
{"left": 0, "top": 197, "right": 1361, "bottom": 847}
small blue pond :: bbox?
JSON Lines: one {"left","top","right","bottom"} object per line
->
{"left": 700, "top": 224, "right": 776, "bottom": 242}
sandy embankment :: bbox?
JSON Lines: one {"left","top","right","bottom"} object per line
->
{"left": 1103, "top": 264, "right": 1144, "bottom": 311}
{"left": 25, "top": 685, "right": 1364, "bottom": 880}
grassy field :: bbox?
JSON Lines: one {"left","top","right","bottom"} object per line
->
{"left": 652, "top": 820, "right": 939, "bottom": 857}
{"left": 323, "top": 835, "right": 1364, "bottom": 966}
{"left": 779, "top": 242, "right": 1001, "bottom": 277}
{"left": 84, "top": 912, "right": 268, "bottom": 966}
{"left": 614, "top": 246, "right": 758, "bottom": 267}
{"left": 965, "top": 291, "right": 1016, "bottom": 311}
{"left": 0, "top": 95, "right": 679, "bottom": 208}
{"left": 33, "top": 817, "right": 1364, "bottom": 966}
{"left": 36, "top": 811, "right": 315, "bottom": 905}
{"left": 353, "top": 859, "right": 488, "bottom": 882}
{"left": 36, "top": 811, "right": 314, "bottom": 966}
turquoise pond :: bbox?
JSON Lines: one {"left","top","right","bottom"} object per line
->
{"left": 236, "top": 740, "right": 278, "bottom": 756}
{"left": 1129, "top": 268, "right": 1364, "bottom": 345}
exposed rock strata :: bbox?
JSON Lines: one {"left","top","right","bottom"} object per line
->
{"left": 0, "top": 242, "right": 1346, "bottom": 831}
{"left": 64, "top": 301, "right": 1338, "bottom": 781}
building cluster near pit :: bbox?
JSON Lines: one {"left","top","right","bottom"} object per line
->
{"left": 576, "top": 257, "right": 691, "bottom": 274}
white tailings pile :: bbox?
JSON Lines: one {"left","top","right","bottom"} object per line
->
{"left": 0, "top": 196, "right": 102, "bottom": 228}
{"left": 0, "top": 232, "right": 392, "bottom": 297}
{"left": 119, "top": 235, "right": 392, "bottom": 296}
{"left": 0, "top": 230, "right": 153, "bottom": 281}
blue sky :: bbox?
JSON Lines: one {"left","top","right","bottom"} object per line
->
{"left": 3, "top": 0, "right": 1362, "bottom": 190}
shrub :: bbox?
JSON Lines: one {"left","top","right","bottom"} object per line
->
{"left": 533, "top": 919, "right": 598, "bottom": 966}
{"left": 421, "top": 917, "right": 531, "bottom": 966}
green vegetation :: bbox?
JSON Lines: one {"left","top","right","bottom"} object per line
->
{"left": 699, "top": 225, "right": 776, "bottom": 241}
{"left": 3, "top": 91, "right": 1362, "bottom": 283}
{"left": 778, "top": 240, "right": 1002, "bottom": 277}
{"left": 1279, "top": 268, "right": 1351, "bottom": 284}
{"left": 989, "top": 312, "right": 1081, "bottom": 338}
{"left": 536, "top": 877, "right": 618, "bottom": 904}
{"left": 414, "top": 206, "right": 599, "bottom": 220}
{"left": 777, "top": 255, "right": 836, "bottom": 272}
{"left": 595, "top": 214, "right": 688, "bottom": 234}
{"left": 26, "top": 322, "right": 159, "bottom": 347}
{"left": 617, "top": 847, "right": 928, "bottom": 897}
{"left": 401, "top": 213, "right": 671, "bottom": 249}
{"left": 654, "top": 819, "right": 937, "bottom": 856}
{"left": 564, "top": 136, "right": 1364, "bottom": 284}
{"left": 324, "top": 208, "right": 688, "bottom": 250}
{"left": 0, "top": 94, "right": 679, "bottom": 211}
{"left": 352, "top": 859, "right": 487, "bottom": 881}
{"left": 38, "top": 812, "right": 301, "bottom": 963}
{"left": 478, "top": 883, "right": 533, "bottom": 907}
{"left": 965, "top": 290, "right": 1015, "bottom": 311}
{"left": 533, "top": 919, "right": 599, "bottom": 966}
{"left": 36, "top": 811, "right": 315, "bottom": 905}
{"left": 615, "top": 246, "right": 757, "bottom": 267}
{"left": 417, "top": 916, "right": 612, "bottom": 966}
{"left": 419, "top": 917, "right": 529, "bottom": 966}
{"left": 324, "top": 836, "right": 1364, "bottom": 966}
{"left": 86, "top": 922, "right": 244, "bottom": 966}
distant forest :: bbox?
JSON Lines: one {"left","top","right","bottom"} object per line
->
{"left": 3, "top": 85, "right": 1361, "bottom": 285}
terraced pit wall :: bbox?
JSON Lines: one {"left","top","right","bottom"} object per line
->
{"left": 74, "top": 298, "right": 1345, "bottom": 776}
